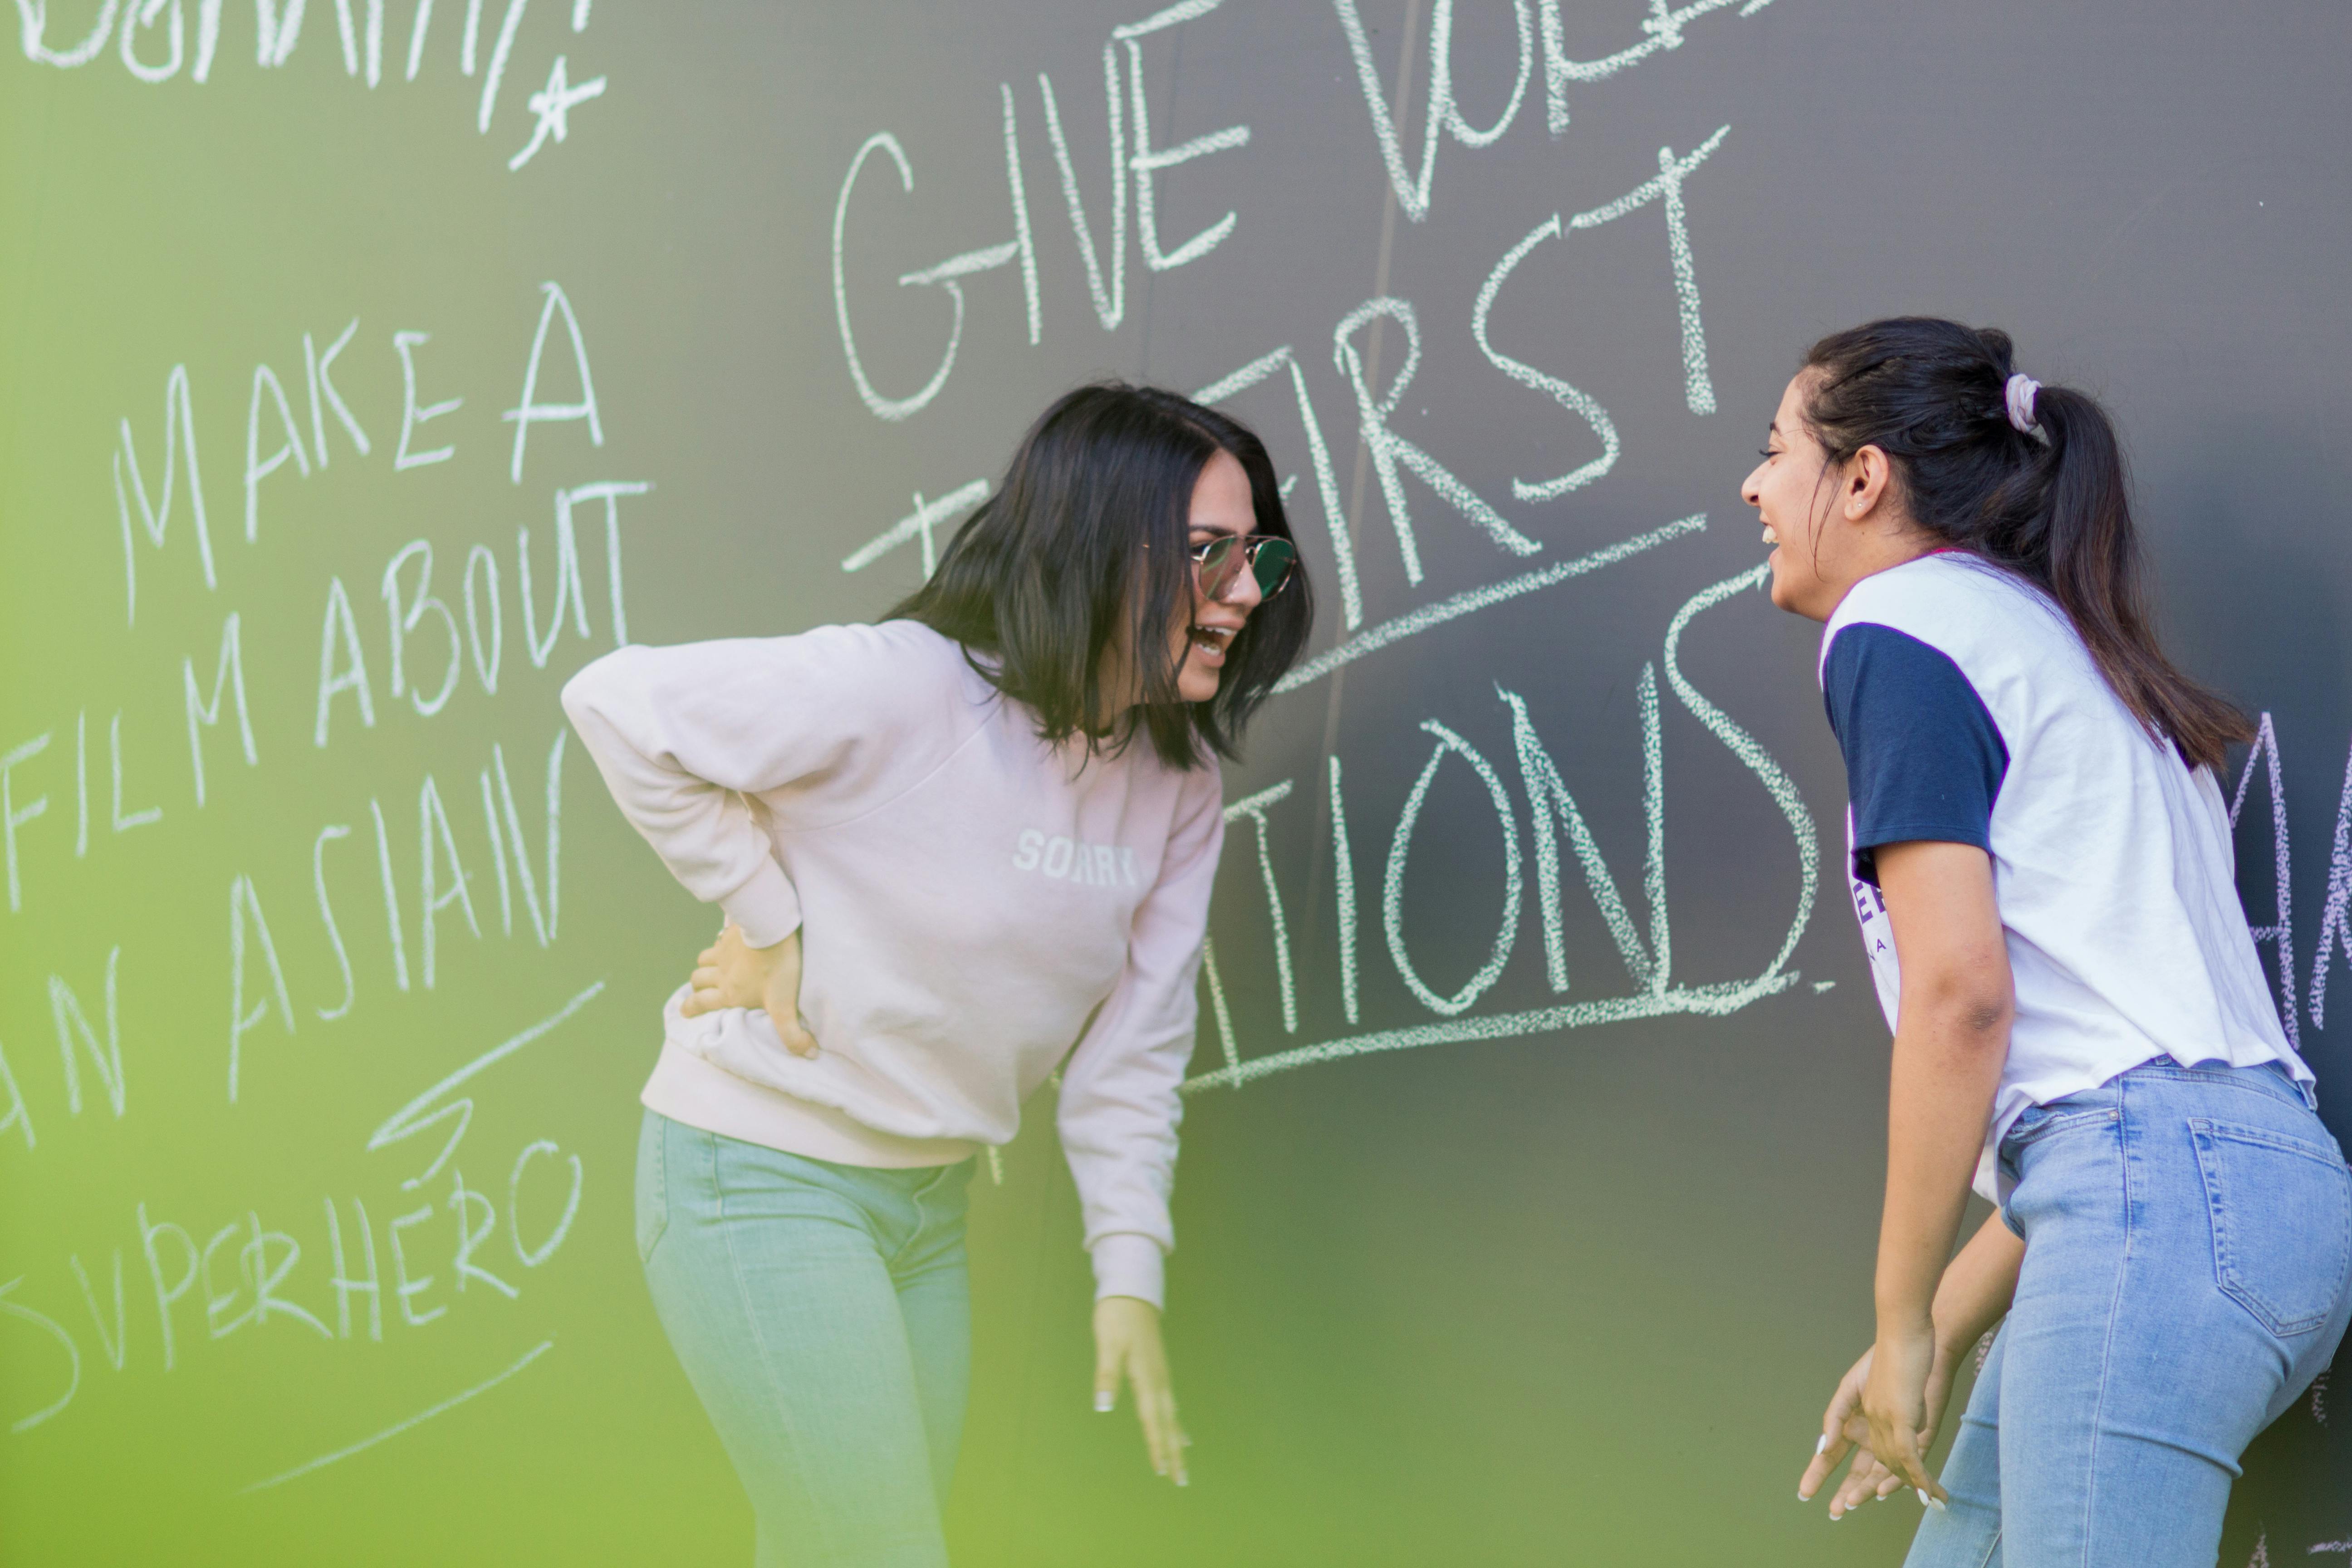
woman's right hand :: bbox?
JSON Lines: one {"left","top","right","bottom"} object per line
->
{"left": 1799, "top": 1341, "right": 1959, "bottom": 1517}
{"left": 681, "top": 921, "right": 819, "bottom": 1058}
{"left": 1801, "top": 1346, "right": 1893, "bottom": 1517}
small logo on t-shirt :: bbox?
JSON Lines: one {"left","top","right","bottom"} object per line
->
{"left": 1852, "top": 877, "right": 1893, "bottom": 961}
{"left": 1014, "top": 829, "right": 1140, "bottom": 887}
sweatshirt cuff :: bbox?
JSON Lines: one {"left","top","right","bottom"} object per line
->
{"left": 723, "top": 858, "right": 802, "bottom": 950}
{"left": 1090, "top": 1233, "right": 1166, "bottom": 1309}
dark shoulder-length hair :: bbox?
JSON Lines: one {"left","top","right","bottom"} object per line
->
{"left": 887, "top": 382, "right": 1313, "bottom": 769}
{"left": 1799, "top": 318, "right": 2250, "bottom": 772}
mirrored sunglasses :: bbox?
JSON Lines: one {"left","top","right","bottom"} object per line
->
{"left": 1191, "top": 534, "right": 1298, "bottom": 601}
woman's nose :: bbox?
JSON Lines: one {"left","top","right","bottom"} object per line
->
{"left": 1217, "top": 558, "right": 1263, "bottom": 610}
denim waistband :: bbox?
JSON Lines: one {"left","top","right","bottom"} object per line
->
{"left": 2116, "top": 1057, "right": 2317, "bottom": 1113}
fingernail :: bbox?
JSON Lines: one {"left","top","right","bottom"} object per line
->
{"left": 1928, "top": 1495, "right": 1948, "bottom": 1513}
{"left": 1916, "top": 1488, "right": 1930, "bottom": 1507}
{"left": 1094, "top": 1392, "right": 1113, "bottom": 1413}
{"left": 1797, "top": 1490, "right": 1811, "bottom": 1503}
{"left": 1815, "top": 1434, "right": 1829, "bottom": 1454}
{"left": 1175, "top": 1470, "right": 1188, "bottom": 1487}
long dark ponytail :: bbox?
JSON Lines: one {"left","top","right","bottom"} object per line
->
{"left": 1799, "top": 318, "right": 2250, "bottom": 772}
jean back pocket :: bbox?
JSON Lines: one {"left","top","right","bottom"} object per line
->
{"left": 2189, "top": 1118, "right": 2352, "bottom": 1338}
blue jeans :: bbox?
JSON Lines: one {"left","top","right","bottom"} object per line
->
{"left": 1906, "top": 1062, "right": 2352, "bottom": 1568}
{"left": 636, "top": 1109, "right": 975, "bottom": 1568}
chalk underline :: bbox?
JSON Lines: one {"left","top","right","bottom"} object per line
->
{"left": 239, "top": 1340, "right": 556, "bottom": 1494}
{"left": 367, "top": 981, "right": 606, "bottom": 1152}
{"left": 1181, "top": 970, "right": 1801, "bottom": 1092}
{"left": 1270, "top": 514, "right": 1707, "bottom": 694}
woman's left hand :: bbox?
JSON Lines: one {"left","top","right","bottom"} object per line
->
{"left": 1093, "top": 1296, "right": 1188, "bottom": 1486}
{"left": 1862, "top": 1320, "right": 1945, "bottom": 1505}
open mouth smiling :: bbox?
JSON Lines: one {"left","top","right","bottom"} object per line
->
{"left": 1186, "top": 624, "right": 1238, "bottom": 657}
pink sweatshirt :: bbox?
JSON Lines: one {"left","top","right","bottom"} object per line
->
{"left": 560, "top": 620, "right": 1223, "bottom": 1306}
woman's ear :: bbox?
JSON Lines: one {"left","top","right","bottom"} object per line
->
{"left": 1842, "top": 444, "right": 1896, "bottom": 523}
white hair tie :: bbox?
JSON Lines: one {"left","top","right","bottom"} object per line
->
{"left": 2004, "top": 373, "right": 2042, "bottom": 433}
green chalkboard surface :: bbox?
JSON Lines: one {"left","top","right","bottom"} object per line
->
{"left": 4, "top": 2, "right": 2346, "bottom": 1563}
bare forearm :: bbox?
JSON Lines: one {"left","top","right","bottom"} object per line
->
{"left": 1877, "top": 1010, "right": 2005, "bottom": 1331}
{"left": 1931, "top": 1212, "right": 2023, "bottom": 1362}
{"left": 1853, "top": 839, "right": 2014, "bottom": 1501}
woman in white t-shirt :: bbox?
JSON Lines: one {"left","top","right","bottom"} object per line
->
{"left": 563, "top": 383, "right": 1310, "bottom": 1566}
{"left": 1744, "top": 318, "right": 2350, "bottom": 1564}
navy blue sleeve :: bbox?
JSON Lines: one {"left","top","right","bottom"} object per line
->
{"left": 1822, "top": 623, "right": 2009, "bottom": 886}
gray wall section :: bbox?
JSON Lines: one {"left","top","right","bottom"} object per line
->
{"left": 2, "top": 0, "right": 2345, "bottom": 1560}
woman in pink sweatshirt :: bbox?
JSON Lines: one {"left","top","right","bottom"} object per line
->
{"left": 562, "top": 383, "right": 1311, "bottom": 1566}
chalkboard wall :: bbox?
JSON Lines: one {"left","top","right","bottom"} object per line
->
{"left": 3, "top": 1, "right": 2346, "bottom": 1563}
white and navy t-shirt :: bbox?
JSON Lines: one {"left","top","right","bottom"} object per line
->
{"left": 1819, "top": 553, "right": 2309, "bottom": 1201}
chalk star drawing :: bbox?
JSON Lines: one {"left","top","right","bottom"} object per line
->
{"left": 509, "top": 55, "right": 607, "bottom": 172}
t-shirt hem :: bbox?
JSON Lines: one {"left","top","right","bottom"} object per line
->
{"left": 1852, "top": 820, "right": 1993, "bottom": 852}
{"left": 1851, "top": 820, "right": 1994, "bottom": 883}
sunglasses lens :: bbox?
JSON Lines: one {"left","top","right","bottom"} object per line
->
{"left": 1250, "top": 538, "right": 1297, "bottom": 595}
{"left": 1195, "top": 536, "right": 1243, "bottom": 598}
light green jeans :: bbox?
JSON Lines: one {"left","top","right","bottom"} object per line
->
{"left": 637, "top": 1109, "right": 976, "bottom": 1568}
